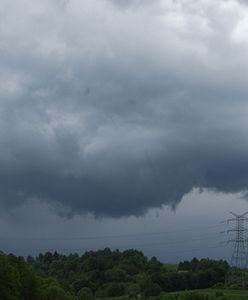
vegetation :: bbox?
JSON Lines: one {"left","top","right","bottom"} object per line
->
{"left": 1, "top": 248, "right": 246, "bottom": 300}
{"left": 161, "top": 289, "right": 248, "bottom": 300}
{"left": 0, "top": 252, "right": 74, "bottom": 300}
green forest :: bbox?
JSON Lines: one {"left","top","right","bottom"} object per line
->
{"left": 0, "top": 248, "right": 247, "bottom": 300}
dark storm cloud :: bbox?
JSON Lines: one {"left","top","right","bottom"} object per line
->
{"left": 105, "top": 0, "right": 154, "bottom": 9}
{"left": 1, "top": 0, "right": 248, "bottom": 217}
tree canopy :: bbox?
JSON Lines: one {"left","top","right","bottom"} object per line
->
{"left": 0, "top": 249, "right": 230, "bottom": 300}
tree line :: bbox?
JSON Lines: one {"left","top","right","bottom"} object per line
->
{"left": 0, "top": 248, "right": 230, "bottom": 300}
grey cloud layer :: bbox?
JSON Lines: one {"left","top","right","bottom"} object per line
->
{"left": 1, "top": 0, "right": 248, "bottom": 217}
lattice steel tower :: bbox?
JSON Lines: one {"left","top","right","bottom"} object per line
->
{"left": 226, "top": 212, "right": 248, "bottom": 269}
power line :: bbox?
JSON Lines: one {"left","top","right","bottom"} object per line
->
{"left": 0, "top": 224, "right": 224, "bottom": 241}
{"left": 147, "top": 245, "right": 224, "bottom": 256}
{"left": 0, "top": 233, "right": 222, "bottom": 253}
{"left": 1, "top": 244, "right": 224, "bottom": 258}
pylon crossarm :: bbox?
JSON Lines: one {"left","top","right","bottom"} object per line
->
{"left": 230, "top": 211, "right": 248, "bottom": 218}
{"left": 227, "top": 229, "right": 248, "bottom": 233}
{"left": 228, "top": 239, "right": 248, "bottom": 243}
{"left": 227, "top": 218, "right": 239, "bottom": 223}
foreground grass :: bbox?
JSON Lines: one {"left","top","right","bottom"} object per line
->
{"left": 161, "top": 289, "right": 248, "bottom": 299}
{"left": 103, "top": 289, "right": 248, "bottom": 300}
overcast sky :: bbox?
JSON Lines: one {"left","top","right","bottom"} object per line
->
{"left": 1, "top": 0, "right": 248, "bottom": 262}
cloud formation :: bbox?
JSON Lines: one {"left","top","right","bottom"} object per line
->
{"left": 1, "top": 0, "right": 248, "bottom": 217}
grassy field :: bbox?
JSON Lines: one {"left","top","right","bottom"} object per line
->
{"left": 161, "top": 289, "right": 248, "bottom": 299}
{"left": 103, "top": 289, "right": 248, "bottom": 300}
{"left": 163, "top": 263, "right": 178, "bottom": 272}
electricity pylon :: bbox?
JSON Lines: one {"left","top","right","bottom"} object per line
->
{"left": 226, "top": 212, "right": 248, "bottom": 269}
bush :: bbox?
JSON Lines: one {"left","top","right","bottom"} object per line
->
{"left": 215, "top": 291, "right": 224, "bottom": 298}
{"left": 77, "top": 287, "right": 94, "bottom": 300}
